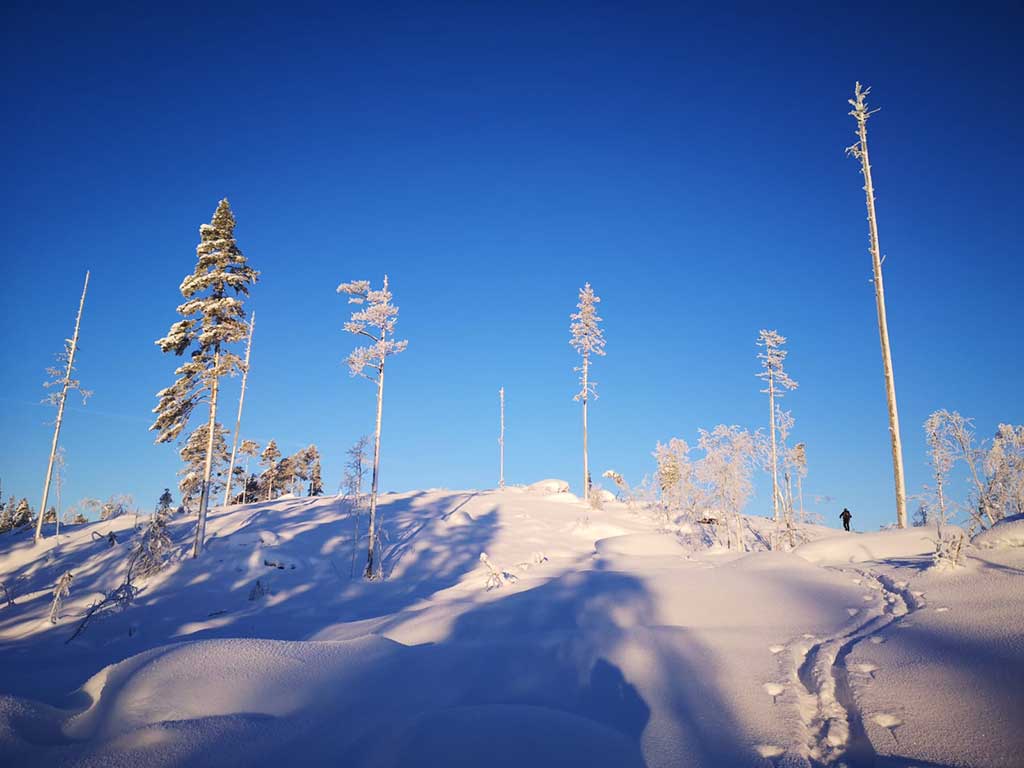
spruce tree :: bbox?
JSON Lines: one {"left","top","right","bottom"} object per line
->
{"left": 178, "top": 423, "right": 229, "bottom": 514}
{"left": 308, "top": 447, "right": 324, "bottom": 496}
{"left": 337, "top": 276, "right": 408, "bottom": 579}
{"left": 151, "top": 199, "right": 258, "bottom": 557}
{"left": 12, "top": 499, "right": 33, "bottom": 529}
{"left": 157, "top": 489, "right": 174, "bottom": 514}
{"left": 260, "top": 440, "right": 281, "bottom": 500}
{"left": 570, "top": 283, "right": 606, "bottom": 501}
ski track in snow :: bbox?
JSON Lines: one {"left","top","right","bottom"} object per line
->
{"left": 788, "top": 566, "right": 923, "bottom": 767}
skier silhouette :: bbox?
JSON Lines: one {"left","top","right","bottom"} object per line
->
{"left": 840, "top": 508, "right": 853, "bottom": 532}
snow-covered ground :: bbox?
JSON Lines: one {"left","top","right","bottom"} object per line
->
{"left": 0, "top": 491, "right": 1021, "bottom": 767}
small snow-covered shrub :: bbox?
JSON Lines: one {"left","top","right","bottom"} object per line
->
{"left": 49, "top": 571, "right": 73, "bottom": 624}
{"left": 528, "top": 479, "right": 570, "bottom": 494}
{"left": 480, "top": 553, "right": 518, "bottom": 590}
{"left": 130, "top": 509, "right": 173, "bottom": 578}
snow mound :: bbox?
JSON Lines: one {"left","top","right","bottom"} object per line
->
{"left": 595, "top": 489, "right": 616, "bottom": 503}
{"left": 794, "top": 524, "right": 953, "bottom": 565}
{"left": 595, "top": 533, "right": 685, "bottom": 557}
{"left": 66, "top": 636, "right": 398, "bottom": 741}
{"left": 528, "top": 479, "right": 570, "bottom": 494}
{"left": 972, "top": 514, "right": 1024, "bottom": 549}
{"left": 544, "top": 491, "right": 582, "bottom": 504}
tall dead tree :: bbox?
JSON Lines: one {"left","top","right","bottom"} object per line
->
{"left": 756, "top": 330, "right": 797, "bottom": 523}
{"left": 337, "top": 276, "right": 408, "bottom": 579}
{"left": 570, "top": 283, "right": 606, "bottom": 501}
{"left": 223, "top": 311, "right": 255, "bottom": 506}
{"left": 847, "top": 82, "right": 908, "bottom": 528}
{"left": 36, "top": 271, "right": 91, "bottom": 543}
{"left": 499, "top": 386, "right": 505, "bottom": 490}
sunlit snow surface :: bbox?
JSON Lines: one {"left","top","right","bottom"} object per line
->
{"left": 1, "top": 492, "right": 1021, "bottom": 767}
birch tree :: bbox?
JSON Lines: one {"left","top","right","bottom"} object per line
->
{"left": 223, "top": 311, "right": 255, "bottom": 506}
{"left": 847, "top": 82, "right": 908, "bottom": 528}
{"left": 337, "top": 276, "right": 408, "bottom": 579}
{"left": 757, "top": 330, "right": 797, "bottom": 522}
{"left": 35, "top": 272, "right": 91, "bottom": 542}
{"left": 695, "top": 426, "right": 759, "bottom": 551}
{"left": 654, "top": 438, "right": 698, "bottom": 523}
{"left": 925, "top": 410, "right": 1024, "bottom": 528}
{"left": 151, "top": 199, "right": 257, "bottom": 556}
{"left": 570, "top": 283, "right": 606, "bottom": 501}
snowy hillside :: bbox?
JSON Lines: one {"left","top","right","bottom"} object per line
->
{"left": 1, "top": 491, "right": 1021, "bottom": 767}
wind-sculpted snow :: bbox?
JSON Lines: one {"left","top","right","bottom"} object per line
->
{"left": 1, "top": 491, "right": 1021, "bottom": 767}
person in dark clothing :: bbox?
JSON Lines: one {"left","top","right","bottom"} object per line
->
{"left": 840, "top": 508, "right": 853, "bottom": 531}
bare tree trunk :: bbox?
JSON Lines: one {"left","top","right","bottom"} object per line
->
{"left": 193, "top": 349, "right": 221, "bottom": 558}
{"left": 797, "top": 474, "right": 805, "bottom": 523}
{"left": 768, "top": 373, "right": 780, "bottom": 523}
{"left": 365, "top": 362, "right": 385, "bottom": 579}
{"left": 851, "top": 84, "right": 908, "bottom": 528}
{"left": 36, "top": 271, "right": 89, "bottom": 543}
{"left": 499, "top": 386, "right": 505, "bottom": 490}
{"left": 223, "top": 312, "right": 255, "bottom": 506}
{"left": 581, "top": 358, "right": 590, "bottom": 501}
{"left": 784, "top": 469, "right": 795, "bottom": 547}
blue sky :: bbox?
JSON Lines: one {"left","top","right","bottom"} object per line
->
{"left": 1, "top": 2, "right": 1021, "bottom": 530}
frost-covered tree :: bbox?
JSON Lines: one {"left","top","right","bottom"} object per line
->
{"left": 130, "top": 506, "right": 174, "bottom": 578}
{"left": 757, "top": 330, "right": 797, "bottom": 523}
{"left": 223, "top": 311, "right": 256, "bottom": 506}
{"left": 259, "top": 440, "right": 281, "bottom": 500}
{"left": 337, "top": 276, "right": 408, "bottom": 580}
{"left": 157, "top": 489, "right": 174, "bottom": 514}
{"left": 35, "top": 272, "right": 91, "bottom": 543}
{"left": 344, "top": 435, "right": 371, "bottom": 575}
{"left": 789, "top": 441, "right": 808, "bottom": 523}
{"left": 847, "top": 82, "right": 908, "bottom": 529}
{"left": 0, "top": 501, "right": 11, "bottom": 534}
{"left": 696, "top": 426, "right": 759, "bottom": 551}
{"left": 653, "top": 438, "right": 697, "bottom": 522}
{"left": 926, "top": 410, "right": 1024, "bottom": 529}
{"left": 924, "top": 412, "right": 956, "bottom": 525}
{"left": 308, "top": 448, "right": 324, "bottom": 496}
{"left": 178, "top": 424, "right": 229, "bottom": 512}
{"left": 986, "top": 424, "right": 1024, "bottom": 521}
{"left": 12, "top": 499, "right": 33, "bottom": 529}
{"left": 151, "top": 199, "right": 258, "bottom": 557}
{"left": 570, "top": 283, "right": 606, "bottom": 502}
{"left": 774, "top": 407, "right": 799, "bottom": 547}
{"left": 100, "top": 494, "right": 133, "bottom": 521}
